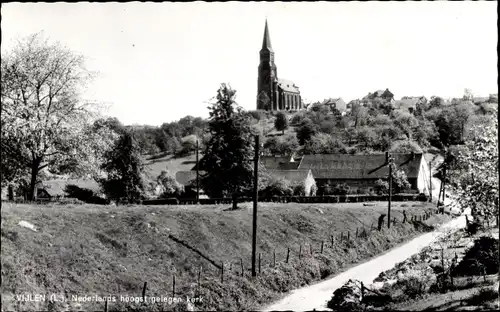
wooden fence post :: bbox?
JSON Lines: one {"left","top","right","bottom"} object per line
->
{"left": 172, "top": 275, "right": 176, "bottom": 297}
{"left": 347, "top": 231, "right": 350, "bottom": 240}
{"left": 331, "top": 235, "right": 334, "bottom": 247}
{"left": 299, "top": 245, "right": 302, "bottom": 259}
{"left": 240, "top": 258, "right": 244, "bottom": 277}
{"left": 259, "top": 253, "right": 261, "bottom": 274}
{"left": 356, "top": 228, "right": 358, "bottom": 238}
{"left": 104, "top": 299, "right": 108, "bottom": 312}
{"left": 286, "top": 247, "right": 290, "bottom": 263}
{"left": 142, "top": 282, "right": 147, "bottom": 301}
{"left": 340, "top": 232, "right": 343, "bottom": 241}
{"left": 321, "top": 241, "right": 324, "bottom": 254}
{"left": 273, "top": 250, "right": 276, "bottom": 268}
{"left": 310, "top": 244, "right": 313, "bottom": 255}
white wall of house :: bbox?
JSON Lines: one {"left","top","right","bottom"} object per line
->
{"left": 417, "top": 157, "right": 431, "bottom": 195}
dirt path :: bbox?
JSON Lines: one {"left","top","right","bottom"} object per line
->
{"left": 262, "top": 214, "right": 468, "bottom": 312}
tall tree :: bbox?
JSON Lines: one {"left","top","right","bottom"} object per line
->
{"left": 99, "top": 131, "right": 145, "bottom": 204}
{"left": 449, "top": 113, "right": 498, "bottom": 218}
{"left": 199, "top": 83, "right": 256, "bottom": 209}
{"left": 1, "top": 32, "right": 113, "bottom": 200}
{"left": 274, "top": 112, "right": 289, "bottom": 135}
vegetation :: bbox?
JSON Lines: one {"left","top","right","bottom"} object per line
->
{"left": 274, "top": 112, "right": 289, "bottom": 135}
{"left": 99, "top": 131, "right": 146, "bottom": 204}
{"left": 198, "top": 84, "right": 256, "bottom": 209}
{"left": 1, "top": 32, "right": 116, "bottom": 200}
{"left": 1, "top": 201, "right": 447, "bottom": 311}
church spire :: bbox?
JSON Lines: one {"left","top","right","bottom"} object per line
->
{"left": 262, "top": 19, "right": 273, "bottom": 52}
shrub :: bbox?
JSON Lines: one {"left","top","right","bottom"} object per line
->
{"left": 332, "top": 183, "right": 350, "bottom": 195}
{"left": 64, "top": 184, "right": 109, "bottom": 205}
{"left": 453, "top": 236, "right": 499, "bottom": 276}
{"left": 292, "top": 182, "right": 306, "bottom": 196}
{"left": 261, "top": 178, "right": 293, "bottom": 197}
{"left": 157, "top": 170, "right": 184, "bottom": 198}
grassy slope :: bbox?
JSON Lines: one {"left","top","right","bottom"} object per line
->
{"left": 1, "top": 201, "right": 449, "bottom": 311}
{"left": 143, "top": 153, "right": 202, "bottom": 179}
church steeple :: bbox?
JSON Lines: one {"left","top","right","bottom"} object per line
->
{"left": 261, "top": 19, "right": 273, "bottom": 52}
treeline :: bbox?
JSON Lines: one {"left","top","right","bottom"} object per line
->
{"left": 95, "top": 115, "right": 210, "bottom": 156}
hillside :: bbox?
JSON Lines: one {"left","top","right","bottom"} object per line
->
{"left": 1, "top": 201, "right": 449, "bottom": 311}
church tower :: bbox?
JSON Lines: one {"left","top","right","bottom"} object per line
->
{"left": 257, "top": 20, "right": 278, "bottom": 110}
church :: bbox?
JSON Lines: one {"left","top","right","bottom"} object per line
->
{"left": 257, "top": 20, "right": 303, "bottom": 111}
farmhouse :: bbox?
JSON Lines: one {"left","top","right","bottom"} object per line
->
{"left": 292, "top": 152, "right": 430, "bottom": 195}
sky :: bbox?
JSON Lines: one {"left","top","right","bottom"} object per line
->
{"left": 1, "top": 2, "right": 497, "bottom": 126}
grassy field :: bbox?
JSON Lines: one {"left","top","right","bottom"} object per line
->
{"left": 143, "top": 153, "right": 202, "bottom": 179}
{"left": 1, "top": 201, "right": 449, "bottom": 311}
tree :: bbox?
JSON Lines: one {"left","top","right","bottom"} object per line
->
{"left": 351, "top": 102, "right": 368, "bottom": 128}
{"left": 449, "top": 113, "right": 498, "bottom": 218}
{"left": 199, "top": 83, "right": 256, "bottom": 209}
{"left": 296, "top": 118, "right": 317, "bottom": 145}
{"left": 389, "top": 140, "right": 423, "bottom": 154}
{"left": 1, "top": 32, "right": 114, "bottom": 200}
{"left": 157, "top": 170, "right": 183, "bottom": 198}
{"left": 429, "top": 96, "right": 445, "bottom": 109}
{"left": 274, "top": 112, "right": 289, "bottom": 135}
{"left": 99, "top": 131, "right": 145, "bottom": 204}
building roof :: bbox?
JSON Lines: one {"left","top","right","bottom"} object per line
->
{"left": 322, "top": 98, "right": 347, "bottom": 111}
{"left": 261, "top": 155, "right": 301, "bottom": 170}
{"left": 394, "top": 98, "right": 419, "bottom": 110}
{"left": 278, "top": 79, "right": 300, "bottom": 93}
{"left": 261, "top": 19, "right": 273, "bottom": 52}
{"left": 298, "top": 153, "right": 424, "bottom": 180}
{"left": 175, "top": 171, "right": 206, "bottom": 185}
{"left": 267, "top": 169, "right": 313, "bottom": 182}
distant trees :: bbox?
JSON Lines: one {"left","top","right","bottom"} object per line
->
{"left": 274, "top": 112, "right": 289, "bottom": 135}
{"left": 296, "top": 118, "right": 317, "bottom": 145}
{"left": 156, "top": 170, "right": 183, "bottom": 198}
{"left": 99, "top": 131, "right": 145, "bottom": 204}
{"left": 263, "top": 133, "right": 299, "bottom": 156}
{"left": 199, "top": 83, "right": 256, "bottom": 209}
{"left": 1, "top": 32, "right": 115, "bottom": 200}
{"left": 303, "top": 133, "right": 347, "bottom": 154}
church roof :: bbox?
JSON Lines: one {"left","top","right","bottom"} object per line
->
{"left": 278, "top": 79, "right": 300, "bottom": 93}
{"left": 261, "top": 20, "right": 273, "bottom": 52}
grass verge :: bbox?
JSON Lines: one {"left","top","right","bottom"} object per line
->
{"left": 1, "top": 201, "right": 449, "bottom": 311}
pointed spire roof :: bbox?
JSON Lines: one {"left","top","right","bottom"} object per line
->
{"left": 261, "top": 19, "right": 273, "bottom": 52}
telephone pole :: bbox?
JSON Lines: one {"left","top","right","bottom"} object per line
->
{"left": 251, "top": 135, "right": 260, "bottom": 277}
{"left": 388, "top": 155, "right": 394, "bottom": 229}
{"left": 196, "top": 139, "right": 200, "bottom": 204}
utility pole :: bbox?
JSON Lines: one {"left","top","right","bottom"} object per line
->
{"left": 251, "top": 135, "right": 260, "bottom": 277}
{"left": 388, "top": 154, "right": 393, "bottom": 229}
{"left": 442, "top": 164, "right": 446, "bottom": 214}
{"left": 196, "top": 139, "right": 200, "bottom": 204}
{"left": 429, "top": 161, "right": 432, "bottom": 202}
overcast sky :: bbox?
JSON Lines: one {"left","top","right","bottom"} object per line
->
{"left": 1, "top": 2, "right": 497, "bottom": 126}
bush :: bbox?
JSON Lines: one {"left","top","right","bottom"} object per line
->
{"left": 261, "top": 178, "right": 293, "bottom": 197}
{"left": 157, "top": 170, "right": 184, "bottom": 198}
{"left": 64, "top": 184, "right": 109, "bottom": 205}
{"left": 453, "top": 236, "right": 499, "bottom": 276}
{"left": 292, "top": 182, "right": 306, "bottom": 196}
{"left": 332, "top": 183, "right": 350, "bottom": 195}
